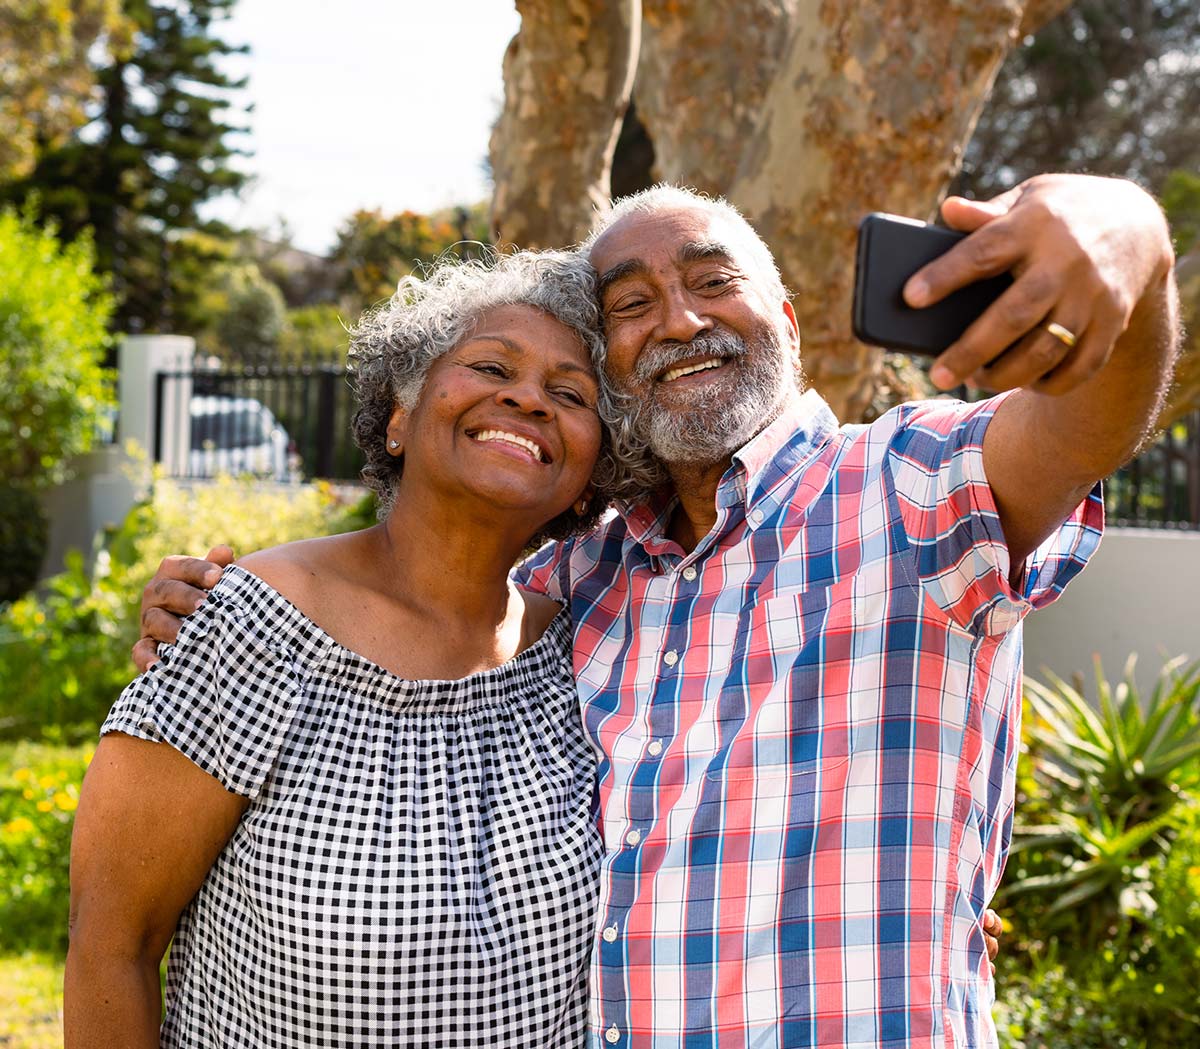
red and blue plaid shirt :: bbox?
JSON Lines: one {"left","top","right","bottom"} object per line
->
{"left": 516, "top": 390, "right": 1103, "bottom": 1049}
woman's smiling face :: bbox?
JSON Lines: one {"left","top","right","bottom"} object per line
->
{"left": 386, "top": 303, "right": 602, "bottom": 531}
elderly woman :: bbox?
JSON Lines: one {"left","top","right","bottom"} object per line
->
{"left": 66, "top": 250, "right": 618, "bottom": 1048}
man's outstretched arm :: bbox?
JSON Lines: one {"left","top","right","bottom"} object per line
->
{"left": 908, "top": 174, "right": 1179, "bottom": 569}
{"left": 131, "top": 545, "right": 234, "bottom": 671}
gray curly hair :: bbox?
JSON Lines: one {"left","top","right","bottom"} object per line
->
{"left": 349, "top": 247, "right": 633, "bottom": 538}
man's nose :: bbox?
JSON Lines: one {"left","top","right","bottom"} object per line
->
{"left": 657, "top": 287, "right": 712, "bottom": 343}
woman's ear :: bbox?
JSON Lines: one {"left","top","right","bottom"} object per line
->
{"left": 575, "top": 484, "right": 596, "bottom": 516}
{"left": 385, "top": 405, "right": 408, "bottom": 457}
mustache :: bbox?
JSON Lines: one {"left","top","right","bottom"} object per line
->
{"left": 631, "top": 329, "right": 748, "bottom": 385}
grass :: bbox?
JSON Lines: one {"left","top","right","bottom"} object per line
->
{"left": 0, "top": 953, "right": 62, "bottom": 1049}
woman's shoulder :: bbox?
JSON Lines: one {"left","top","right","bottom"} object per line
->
{"left": 235, "top": 533, "right": 361, "bottom": 609}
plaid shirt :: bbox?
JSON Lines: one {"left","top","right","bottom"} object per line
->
{"left": 516, "top": 390, "right": 1103, "bottom": 1049}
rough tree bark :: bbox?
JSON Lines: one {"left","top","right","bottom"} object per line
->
{"left": 633, "top": 0, "right": 797, "bottom": 196}
{"left": 732, "top": 0, "right": 1057, "bottom": 418}
{"left": 489, "top": 0, "right": 1077, "bottom": 420}
{"left": 488, "top": 0, "right": 639, "bottom": 250}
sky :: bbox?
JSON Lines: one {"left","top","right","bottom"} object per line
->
{"left": 203, "top": 1, "right": 521, "bottom": 255}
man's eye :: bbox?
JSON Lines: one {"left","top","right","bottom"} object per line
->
{"left": 607, "top": 296, "right": 649, "bottom": 315}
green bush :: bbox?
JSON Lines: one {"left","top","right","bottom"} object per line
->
{"left": 0, "top": 741, "right": 91, "bottom": 954}
{"left": 0, "top": 207, "right": 115, "bottom": 601}
{"left": 0, "top": 208, "right": 114, "bottom": 487}
{"left": 0, "top": 473, "right": 369, "bottom": 741}
{"left": 994, "top": 655, "right": 1200, "bottom": 1047}
{"left": 0, "top": 486, "right": 49, "bottom": 605}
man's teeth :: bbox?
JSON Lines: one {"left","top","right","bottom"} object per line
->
{"left": 661, "top": 358, "right": 723, "bottom": 383}
{"left": 473, "top": 429, "right": 546, "bottom": 462}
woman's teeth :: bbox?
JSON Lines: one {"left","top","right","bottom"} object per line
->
{"left": 473, "top": 429, "right": 546, "bottom": 462}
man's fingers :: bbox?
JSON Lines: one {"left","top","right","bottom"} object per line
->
{"left": 139, "top": 605, "right": 186, "bottom": 646}
{"left": 156, "top": 553, "right": 226, "bottom": 590}
{"left": 982, "top": 908, "right": 1003, "bottom": 963}
{"left": 928, "top": 270, "right": 1064, "bottom": 390}
{"left": 905, "top": 218, "right": 1021, "bottom": 311}
{"left": 131, "top": 637, "right": 161, "bottom": 674}
{"left": 204, "top": 545, "right": 236, "bottom": 569}
{"left": 141, "top": 576, "right": 209, "bottom": 622}
{"left": 939, "top": 185, "right": 1023, "bottom": 233}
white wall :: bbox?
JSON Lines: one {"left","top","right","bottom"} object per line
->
{"left": 1023, "top": 527, "right": 1200, "bottom": 692}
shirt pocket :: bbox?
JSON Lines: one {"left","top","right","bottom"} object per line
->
{"left": 706, "top": 586, "right": 855, "bottom": 782}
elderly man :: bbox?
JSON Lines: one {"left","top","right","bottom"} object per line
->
{"left": 137, "top": 174, "right": 1178, "bottom": 1048}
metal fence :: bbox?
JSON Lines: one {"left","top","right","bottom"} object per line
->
{"left": 1106, "top": 409, "right": 1200, "bottom": 529}
{"left": 153, "top": 365, "right": 364, "bottom": 482}
{"left": 148, "top": 363, "right": 1200, "bottom": 527}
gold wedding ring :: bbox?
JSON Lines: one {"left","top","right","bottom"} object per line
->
{"left": 1044, "top": 321, "right": 1078, "bottom": 349}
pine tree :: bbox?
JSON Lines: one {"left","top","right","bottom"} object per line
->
{"left": 0, "top": 0, "right": 249, "bottom": 333}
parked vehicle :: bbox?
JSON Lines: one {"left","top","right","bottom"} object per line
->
{"left": 189, "top": 396, "right": 297, "bottom": 481}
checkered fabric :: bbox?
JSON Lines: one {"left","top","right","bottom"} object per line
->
{"left": 516, "top": 390, "right": 1103, "bottom": 1049}
{"left": 102, "top": 565, "right": 602, "bottom": 1048}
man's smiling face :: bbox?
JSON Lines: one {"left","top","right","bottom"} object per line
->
{"left": 589, "top": 204, "right": 802, "bottom": 467}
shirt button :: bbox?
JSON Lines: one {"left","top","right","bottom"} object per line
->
{"left": 602, "top": 923, "right": 619, "bottom": 942}
{"left": 663, "top": 649, "right": 679, "bottom": 666}
{"left": 625, "top": 829, "right": 641, "bottom": 847}
{"left": 682, "top": 565, "right": 697, "bottom": 581}
{"left": 606, "top": 1025, "right": 621, "bottom": 1044}
{"left": 749, "top": 508, "right": 765, "bottom": 525}
{"left": 647, "top": 739, "right": 663, "bottom": 757}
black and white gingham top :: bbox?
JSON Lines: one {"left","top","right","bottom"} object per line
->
{"left": 102, "top": 565, "right": 602, "bottom": 1048}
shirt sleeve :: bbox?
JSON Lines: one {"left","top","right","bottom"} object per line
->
{"left": 101, "top": 579, "right": 304, "bottom": 799}
{"left": 884, "top": 395, "right": 1104, "bottom": 637}
{"left": 512, "top": 537, "right": 573, "bottom": 601}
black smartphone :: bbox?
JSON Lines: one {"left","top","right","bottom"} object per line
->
{"left": 852, "top": 212, "right": 1013, "bottom": 357}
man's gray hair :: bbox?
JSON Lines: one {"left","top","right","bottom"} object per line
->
{"left": 580, "top": 183, "right": 790, "bottom": 307}
{"left": 348, "top": 248, "right": 622, "bottom": 534}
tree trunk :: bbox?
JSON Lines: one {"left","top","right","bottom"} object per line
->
{"left": 729, "top": 0, "right": 1053, "bottom": 421}
{"left": 634, "top": 0, "right": 797, "bottom": 195}
{"left": 488, "top": 0, "right": 640, "bottom": 250}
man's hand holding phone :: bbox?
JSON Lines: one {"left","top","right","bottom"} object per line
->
{"left": 854, "top": 174, "right": 1171, "bottom": 398}
{"left": 896, "top": 174, "right": 1171, "bottom": 397}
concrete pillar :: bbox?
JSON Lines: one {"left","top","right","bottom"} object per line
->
{"left": 118, "top": 334, "right": 195, "bottom": 471}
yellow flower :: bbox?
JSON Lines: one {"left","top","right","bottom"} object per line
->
{"left": 54, "top": 791, "right": 78, "bottom": 812}
{"left": 3, "top": 817, "right": 35, "bottom": 836}
{"left": 36, "top": 800, "right": 53, "bottom": 813}
{"left": 38, "top": 774, "right": 57, "bottom": 790}
{"left": 13, "top": 768, "right": 32, "bottom": 783}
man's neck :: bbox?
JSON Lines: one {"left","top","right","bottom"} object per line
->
{"left": 665, "top": 458, "right": 731, "bottom": 552}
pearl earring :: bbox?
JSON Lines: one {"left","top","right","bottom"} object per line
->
{"left": 576, "top": 498, "right": 589, "bottom": 515}
{"left": 388, "top": 439, "right": 399, "bottom": 450}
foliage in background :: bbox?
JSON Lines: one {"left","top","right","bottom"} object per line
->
{"left": 993, "top": 656, "right": 1200, "bottom": 1047}
{"left": 0, "top": 0, "right": 131, "bottom": 181}
{"left": 278, "top": 304, "right": 350, "bottom": 364}
{"left": 0, "top": 0, "right": 249, "bottom": 333}
{"left": 331, "top": 204, "right": 490, "bottom": 312}
{"left": 955, "top": 0, "right": 1200, "bottom": 200}
{"left": 0, "top": 741, "right": 90, "bottom": 954}
{"left": 209, "top": 262, "right": 288, "bottom": 364}
{"left": 0, "top": 209, "right": 115, "bottom": 487}
{"left": 0, "top": 208, "right": 115, "bottom": 602}
{"left": 0, "top": 473, "right": 371, "bottom": 741}
{"left": 1161, "top": 169, "right": 1200, "bottom": 257}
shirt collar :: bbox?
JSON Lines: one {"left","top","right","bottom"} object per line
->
{"left": 721, "top": 388, "right": 838, "bottom": 511}
{"left": 618, "top": 389, "right": 838, "bottom": 550}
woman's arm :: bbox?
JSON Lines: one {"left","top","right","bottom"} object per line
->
{"left": 65, "top": 734, "right": 248, "bottom": 1048}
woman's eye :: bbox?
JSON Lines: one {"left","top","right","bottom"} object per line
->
{"left": 470, "top": 362, "right": 506, "bottom": 377}
{"left": 554, "top": 388, "right": 589, "bottom": 407}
